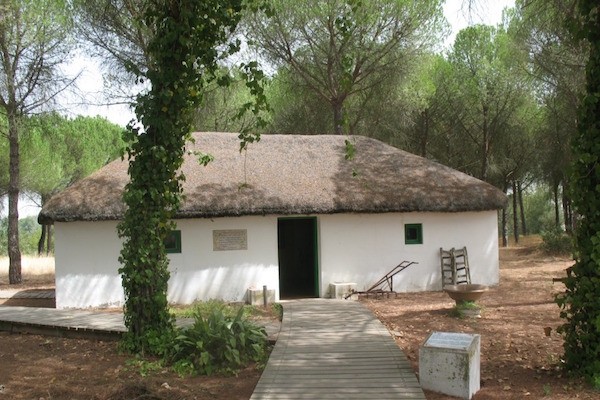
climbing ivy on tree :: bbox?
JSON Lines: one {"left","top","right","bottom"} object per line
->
{"left": 556, "top": 0, "right": 600, "bottom": 386}
{"left": 118, "top": 0, "right": 268, "bottom": 355}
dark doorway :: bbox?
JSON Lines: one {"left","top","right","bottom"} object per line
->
{"left": 278, "top": 217, "right": 318, "bottom": 299}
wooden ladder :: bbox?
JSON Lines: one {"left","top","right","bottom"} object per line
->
{"left": 440, "top": 247, "right": 471, "bottom": 287}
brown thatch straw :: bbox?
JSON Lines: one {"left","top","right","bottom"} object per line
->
{"left": 39, "top": 132, "right": 507, "bottom": 223}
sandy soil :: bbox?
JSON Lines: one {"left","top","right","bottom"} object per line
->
{"left": 1, "top": 240, "right": 599, "bottom": 399}
{"left": 362, "top": 240, "right": 598, "bottom": 399}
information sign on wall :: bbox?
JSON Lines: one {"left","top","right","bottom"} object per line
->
{"left": 213, "top": 229, "right": 248, "bottom": 251}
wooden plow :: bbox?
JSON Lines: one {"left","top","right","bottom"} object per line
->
{"left": 344, "top": 261, "right": 418, "bottom": 299}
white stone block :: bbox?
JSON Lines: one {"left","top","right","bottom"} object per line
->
{"left": 328, "top": 282, "right": 357, "bottom": 299}
{"left": 246, "top": 288, "right": 276, "bottom": 306}
{"left": 419, "top": 332, "right": 481, "bottom": 399}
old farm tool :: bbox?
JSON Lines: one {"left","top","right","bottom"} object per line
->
{"left": 344, "top": 261, "right": 418, "bottom": 299}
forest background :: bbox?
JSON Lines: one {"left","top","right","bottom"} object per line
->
{"left": 0, "top": 0, "right": 574, "bottom": 256}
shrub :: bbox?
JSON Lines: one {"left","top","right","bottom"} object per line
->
{"left": 168, "top": 306, "right": 268, "bottom": 375}
{"left": 540, "top": 229, "right": 573, "bottom": 255}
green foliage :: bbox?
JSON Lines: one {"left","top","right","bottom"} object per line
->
{"left": 249, "top": 0, "right": 446, "bottom": 134}
{"left": 451, "top": 301, "right": 483, "bottom": 318}
{"left": 171, "top": 299, "right": 255, "bottom": 319}
{"left": 271, "top": 303, "right": 283, "bottom": 321}
{"left": 0, "top": 217, "right": 42, "bottom": 256}
{"left": 543, "top": 383, "right": 552, "bottom": 396}
{"left": 117, "top": 0, "right": 268, "bottom": 355}
{"left": 444, "top": 23, "right": 538, "bottom": 182}
{"left": 540, "top": 229, "right": 573, "bottom": 255}
{"left": 522, "top": 186, "right": 557, "bottom": 234}
{"left": 20, "top": 113, "right": 124, "bottom": 197}
{"left": 171, "top": 300, "right": 281, "bottom": 325}
{"left": 557, "top": 0, "right": 600, "bottom": 386}
{"left": 125, "top": 357, "right": 165, "bottom": 377}
{"left": 168, "top": 306, "right": 268, "bottom": 376}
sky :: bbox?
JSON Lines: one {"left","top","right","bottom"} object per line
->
{"left": 3, "top": 0, "right": 516, "bottom": 219}
{"left": 444, "top": 0, "right": 515, "bottom": 45}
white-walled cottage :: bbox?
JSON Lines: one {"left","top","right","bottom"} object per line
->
{"left": 39, "top": 132, "right": 507, "bottom": 309}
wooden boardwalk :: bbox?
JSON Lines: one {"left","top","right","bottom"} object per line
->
{"left": 0, "top": 306, "right": 127, "bottom": 340}
{"left": 251, "top": 299, "right": 425, "bottom": 399}
{"left": 0, "top": 306, "right": 280, "bottom": 342}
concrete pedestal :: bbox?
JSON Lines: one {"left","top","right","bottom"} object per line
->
{"left": 419, "top": 332, "right": 481, "bottom": 399}
{"left": 246, "top": 288, "right": 276, "bottom": 306}
{"left": 328, "top": 282, "right": 357, "bottom": 299}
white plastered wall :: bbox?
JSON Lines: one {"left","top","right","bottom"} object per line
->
{"left": 54, "top": 221, "right": 124, "bottom": 309}
{"left": 167, "top": 217, "right": 279, "bottom": 304}
{"left": 318, "top": 211, "right": 500, "bottom": 294}
{"left": 54, "top": 210, "right": 499, "bottom": 308}
{"left": 54, "top": 216, "right": 279, "bottom": 309}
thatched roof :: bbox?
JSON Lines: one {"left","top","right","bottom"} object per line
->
{"left": 39, "top": 132, "right": 507, "bottom": 223}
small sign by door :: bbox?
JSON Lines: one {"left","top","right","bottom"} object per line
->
{"left": 213, "top": 229, "right": 248, "bottom": 251}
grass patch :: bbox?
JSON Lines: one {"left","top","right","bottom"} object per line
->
{"left": 0, "top": 256, "right": 55, "bottom": 286}
{"left": 170, "top": 299, "right": 280, "bottom": 322}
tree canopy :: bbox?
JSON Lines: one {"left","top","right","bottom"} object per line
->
{"left": 248, "top": 0, "right": 447, "bottom": 134}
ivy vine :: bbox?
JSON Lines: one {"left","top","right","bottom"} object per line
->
{"left": 118, "top": 0, "right": 269, "bottom": 355}
{"left": 557, "top": 0, "right": 600, "bottom": 386}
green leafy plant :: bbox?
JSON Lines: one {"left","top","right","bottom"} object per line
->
{"left": 271, "top": 303, "right": 283, "bottom": 321}
{"left": 116, "top": 0, "right": 269, "bottom": 356}
{"left": 543, "top": 383, "right": 552, "bottom": 396}
{"left": 451, "top": 301, "right": 482, "bottom": 318}
{"left": 168, "top": 306, "right": 268, "bottom": 376}
{"left": 125, "top": 357, "right": 165, "bottom": 377}
{"left": 456, "top": 301, "right": 480, "bottom": 309}
{"left": 540, "top": 229, "right": 573, "bottom": 255}
{"left": 557, "top": 0, "right": 600, "bottom": 387}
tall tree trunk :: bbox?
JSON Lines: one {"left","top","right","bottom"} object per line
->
{"left": 7, "top": 111, "right": 22, "bottom": 284}
{"left": 46, "top": 225, "right": 53, "bottom": 256}
{"left": 501, "top": 181, "right": 509, "bottom": 247}
{"left": 553, "top": 181, "right": 561, "bottom": 229}
{"left": 481, "top": 105, "right": 490, "bottom": 181}
{"left": 37, "top": 224, "right": 47, "bottom": 255}
{"left": 332, "top": 100, "right": 344, "bottom": 135}
{"left": 562, "top": 181, "right": 573, "bottom": 234}
{"left": 512, "top": 180, "right": 519, "bottom": 245}
{"left": 38, "top": 194, "right": 48, "bottom": 255}
{"left": 419, "top": 110, "right": 429, "bottom": 157}
{"left": 518, "top": 181, "right": 527, "bottom": 236}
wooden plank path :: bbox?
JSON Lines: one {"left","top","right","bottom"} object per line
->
{"left": 0, "top": 306, "right": 127, "bottom": 340}
{"left": 0, "top": 305, "right": 280, "bottom": 342}
{"left": 251, "top": 299, "right": 425, "bottom": 399}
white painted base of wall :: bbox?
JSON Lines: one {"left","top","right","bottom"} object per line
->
{"left": 53, "top": 210, "right": 500, "bottom": 309}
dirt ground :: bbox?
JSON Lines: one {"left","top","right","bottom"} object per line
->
{"left": 1, "top": 239, "right": 599, "bottom": 399}
{"left": 363, "top": 238, "right": 598, "bottom": 399}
